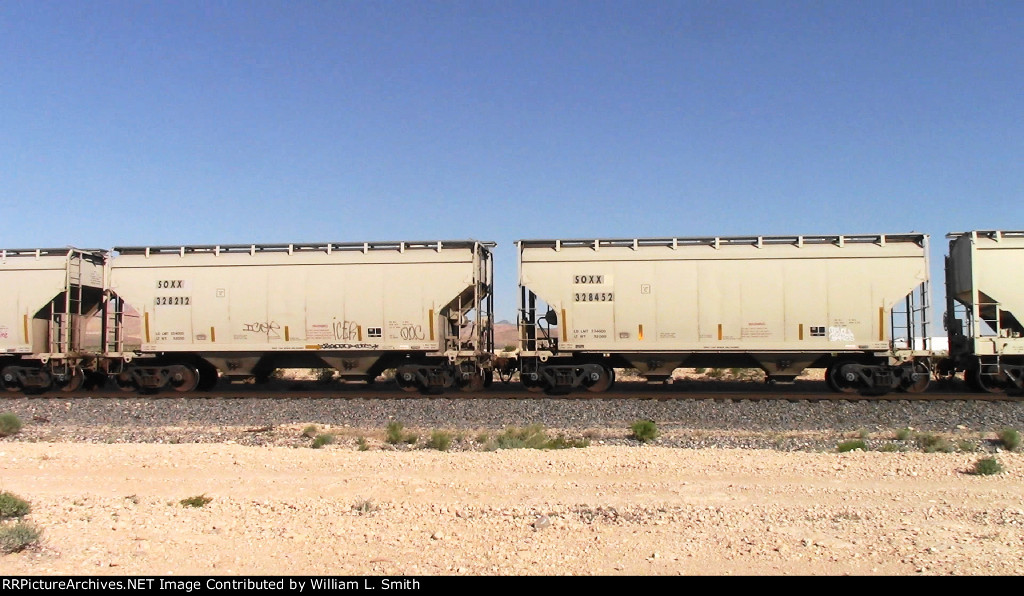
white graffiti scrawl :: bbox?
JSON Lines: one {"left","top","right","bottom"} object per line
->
{"left": 828, "top": 326, "right": 856, "bottom": 342}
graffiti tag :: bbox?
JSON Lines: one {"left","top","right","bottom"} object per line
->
{"left": 399, "top": 325, "right": 425, "bottom": 340}
{"left": 243, "top": 321, "right": 281, "bottom": 339}
{"left": 333, "top": 320, "right": 360, "bottom": 341}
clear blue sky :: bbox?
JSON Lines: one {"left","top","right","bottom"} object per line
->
{"left": 2, "top": 1, "right": 1021, "bottom": 321}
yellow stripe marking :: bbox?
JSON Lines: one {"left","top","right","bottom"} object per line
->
{"left": 284, "top": 326, "right": 290, "bottom": 341}
{"left": 879, "top": 307, "right": 885, "bottom": 341}
{"left": 210, "top": 326, "right": 216, "bottom": 343}
{"left": 23, "top": 314, "right": 28, "bottom": 343}
{"left": 799, "top": 323, "right": 804, "bottom": 340}
{"left": 718, "top": 324, "right": 723, "bottom": 341}
{"left": 429, "top": 309, "right": 435, "bottom": 341}
{"left": 638, "top": 324, "right": 644, "bottom": 341}
{"left": 562, "top": 309, "right": 567, "bottom": 342}
{"left": 145, "top": 312, "right": 150, "bottom": 343}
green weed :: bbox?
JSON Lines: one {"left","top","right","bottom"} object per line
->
{"left": 180, "top": 495, "right": 213, "bottom": 508}
{"left": 427, "top": 430, "right": 453, "bottom": 451}
{"left": 972, "top": 457, "right": 1004, "bottom": 476}
{"left": 998, "top": 428, "right": 1021, "bottom": 451}
{"left": 0, "top": 521, "right": 41, "bottom": 554}
{"left": 0, "top": 492, "right": 30, "bottom": 520}
{"left": 311, "top": 434, "right": 334, "bottom": 449}
{"left": 0, "top": 413, "right": 23, "bottom": 437}
{"left": 837, "top": 440, "right": 866, "bottom": 453}
{"left": 630, "top": 420, "right": 659, "bottom": 443}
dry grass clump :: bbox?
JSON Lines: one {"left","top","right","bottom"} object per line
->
{"left": 0, "top": 413, "right": 23, "bottom": 437}
{"left": 972, "top": 457, "right": 1003, "bottom": 476}
{"left": 180, "top": 494, "right": 213, "bottom": 508}
{"left": 487, "top": 425, "right": 588, "bottom": 450}
{"left": 630, "top": 420, "right": 659, "bottom": 443}
{"left": 0, "top": 491, "right": 40, "bottom": 553}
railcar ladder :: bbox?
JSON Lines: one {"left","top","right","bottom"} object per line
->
{"left": 519, "top": 287, "right": 537, "bottom": 352}
{"left": 50, "top": 251, "right": 85, "bottom": 355}
{"left": 518, "top": 288, "right": 557, "bottom": 352}
{"left": 103, "top": 294, "right": 125, "bottom": 354}
{"left": 891, "top": 280, "right": 931, "bottom": 351}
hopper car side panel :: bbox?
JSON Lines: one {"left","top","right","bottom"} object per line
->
{"left": 516, "top": 235, "right": 931, "bottom": 394}
{"left": 110, "top": 262, "right": 468, "bottom": 352}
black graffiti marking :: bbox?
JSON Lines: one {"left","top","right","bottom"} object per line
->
{"left": 399, "top": 325, "right": 426, "bottom": 340}
{"left": 243, "top": 321, "right": 281, "bottom": 339}
{"left": 333, "top": 320, "right": 360, "bottom": 341}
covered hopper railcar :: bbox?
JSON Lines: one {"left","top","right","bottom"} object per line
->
{"left": 6, "top": 230, "right": 1024, "bottom": 398}
{"left": 0, "top": 248, "right": 108, "bottom": 393}
{"left": 941, "top": 231, "right": 1024, "bottom": 393}
{"left": 103, "top": 240, "right": 496, "bottom": 393}
{"left": 513, "top": 234, "right": 934, "bottom": 395}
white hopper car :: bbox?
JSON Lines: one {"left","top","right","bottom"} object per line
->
{"left": 3, "top": 240, "right": 496, "bottom": 394}
{"left": 0, "top": 248, "right": 107, "bottom": 393}
{"left": 515, "top": 234, "right": 934, "bottom": 395}
{"left": 105, "top": 240, "right": 496, "bottom": 393}
{"left": 941, "top": 231, "right": 1024, "bottom": 392}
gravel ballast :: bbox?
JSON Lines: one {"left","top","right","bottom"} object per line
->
{"left": 3, "top": 393, "right": 1024, "bottom": 450}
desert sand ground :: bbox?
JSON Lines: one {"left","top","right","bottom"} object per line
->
{"left": 1, "top": 441, "right": 1023, "bottom": 576}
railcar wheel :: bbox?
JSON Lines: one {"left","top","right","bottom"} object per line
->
{"left": 898, "top": 362, "right": 931, "bottom": 394}
{"left": 521, "top": 372, "right": 545, "bottom": 393}
{"left": 168, "top": 365, "right": 201, "bottom": 392}
{"left": 56, "top": 368, "right": 85, "bottom": 392}
{"left": 194, "top": 360, "right": 220, "bottom": 391}
{"left": 396, "top": 369, "right": 420, "bottom": 392}
{"left": 826, "top": 362, "right": 859, "bottom": 394}
{"left": 115, "top": 372, "right": 137, "bottom": 392}
{"left": 459, "top": 371, "right": 486, "bottom": 393}
{"left": 585, "top": 367, "right": 615, "bottom": 393}
{"left": 966, "top": 369, "right": 1007, "bottom": 394}
{"left": 1, "top": 367, "right": 21, "bottom": 393}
